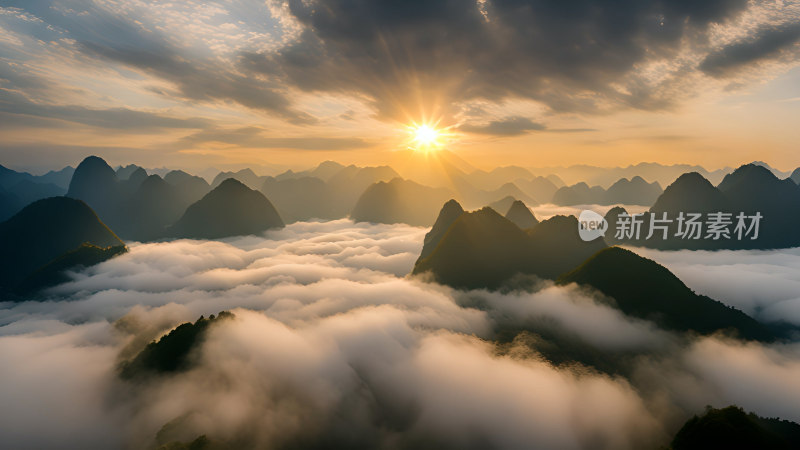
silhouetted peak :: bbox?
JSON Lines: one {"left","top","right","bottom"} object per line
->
{"left": 532, "top": 214, "right": 578, "bottom": 233}
{"left": 67, "top": 156, "right": 118, "bottom": 199}
{"left": 78, "top": 155, "right": 113, "bottom": 171}
{"left": 138, "top": 174, "right": 168, "bottom": 191}
{"left": 128, "top": 167, "right": 148, "bottom": 184}
{"left": 570, "top": 181, "right": 590, "bottom": 190}
{"left": 164, "top": 170, "right": 194, "bottom": 185}
{"left": 437, "top": 199, "right": 464, "bottom": 216}
{"left": 236, "top": 168, "right": 257, "bottom": 177}
{"left": 630, "top": 175, "right": 647, "bottom": 184}
{"left": 417, "top": 199, "right": 465, "bottom": 261}
{"left": 604, "top": 206, "right": 628, "bottom": 223}
{"left": 504, "top": 200, "right": 538, "bottom": 229}
{"left": 650, "top": 172, "right": 725, "bottom": 213}
{"left": 0, "top": 196, "right": 124, "bottom": 289}
{"left": 316, "top": 160, "right": 345, "bottom": 171}
{"left": 718, "top": 163, "right": 780, "bottom": 192}
{"left": 167, "top": 177, "right": 283, "bottom": 239}
{"left": 216, "top": 177, "right": 249, "bottom": 192}
{"left": 116, "top": 164, "right": 144, "bottom": 180}
{"left": 71, "top": 156, "right": 115, "bottom": 180}
{"left": 670, "top": 172, "right": 713, "bottom": 188}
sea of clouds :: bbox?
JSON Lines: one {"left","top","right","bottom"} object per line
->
{"left": 1, "top": 220, "right": 799, "bottom": 449}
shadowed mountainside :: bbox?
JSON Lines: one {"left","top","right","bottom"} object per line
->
{"left": 413, "top": 206, "right": 605, "bottom": 290}
{"left": 557, "top": 247, "right": 776, "bottom": 341}
{"left": 416, "top": 199, "right": 465, "bottom": 263}
{"left": 120, "top": 312, "right": 234, "bottom": 380}
{"left": 167, "top": 178, "right": 284, "bottom": 239}
{"left": 504, "top": 199, "right": 538, "bottom": 229}
{"left": 0, "top": 196, "right": 125, "bottom": 292}
{"left": 671, "top": 405, "right": 800, "bottom": 450}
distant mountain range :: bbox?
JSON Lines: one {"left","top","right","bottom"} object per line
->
{"left": 0, "top": 164, "right": 74, "bottom": 220}
{"left": 67, "top": 156, "right": 213, "bottom": 241}
{"left": 263, "top": 162, "right": 400, "bottom": 222}
{"left": 552, "top": 176, "right": 663, "bottom": 206}
{"left": 528, "top": 162, "right": 736, "bottom": 188}
{"left": 4, "top": 156, "right": 800, "bottom": 234}
{"left": 606, "top": 164, "right": 800, "bottom": 250}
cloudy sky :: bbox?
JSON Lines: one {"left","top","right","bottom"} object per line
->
{"left": 1, "top": 0, "right": 799, "bottom": 173}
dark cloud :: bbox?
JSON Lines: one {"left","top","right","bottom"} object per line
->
{"left": 0, "top": 89, "right": 210, "bottom": 130}
{"left": 78, "top": 41, "right": 316, "bottom": 125}
{"left": 700, "top": 22, "right": 800, "bottom": 77}
{"left": 3, "top": 0, "right": 795, "bottom": 128}
{"left": 178, "top": 127, "right": 372, "bottom": 151}
{"left": 460, "top": 116, "right": 546, "bottom": 136}
{"left": 242, "top": 0, "right": 753, "bottom": 121}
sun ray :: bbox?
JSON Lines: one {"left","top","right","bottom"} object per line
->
{"left": 404, "top": 120, "right": 455, "bottom": 154}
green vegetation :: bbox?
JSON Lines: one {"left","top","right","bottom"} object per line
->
{"left": 17, "top": 243, "right": 127, "bottom": 293}
{"left": 672, "top": 405, "right": 800, "bottom": 450}
{"left": 120, "top": 312, "right": 234, "bottom": 380}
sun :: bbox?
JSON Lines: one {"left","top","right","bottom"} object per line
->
{"left": 413, "top": 125, "right": 440, "bottom": 146}
{"left": 406, "top": 122, "right": 448, "bottom": 153}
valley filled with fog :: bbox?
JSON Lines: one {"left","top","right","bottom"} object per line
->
{"left": 2, "top": 220, "right": 800, "bottom": 449}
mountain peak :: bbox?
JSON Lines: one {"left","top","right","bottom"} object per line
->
{"left": 504, "top": 200, "right": 538, "bottom": 229}
{"left": 417, "top": 199, "right": 465, "bottom": 261}
{"left": 650, "top": 172, "right": 727, "bottom": 213}
{"left": 167, "top": 177, "right": 284, "bottom": 239}
{"left": 718, "top": 163, "right": 781, "bottom": 193}
{"left": 0, "top": 196, "right": 124, "bottom": 291}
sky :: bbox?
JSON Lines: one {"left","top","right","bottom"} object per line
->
{"left": 0, "top": 0, "right": 799, "bottom": 174}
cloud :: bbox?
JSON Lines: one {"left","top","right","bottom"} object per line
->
{"left": 240, "top": 0, "right": 770, "bottom": 120}
{"left": 0, "top": 0, "right": 314, "bottom": 124}
{"left": 0, "top": 89, "right": 211, "bottom": 130}
{"left": 700, "top": 22, "right": 800, "bottom": 77}
{"left": 626, "top": 246, "right": 800, "bottom": 326}
{"left": 460, "top": 116, "right": 546, "bottom": 136}
{"left": 1, "top": 220, "right": 800, "bottom": 448}
{"left": 177, "top": 127, "right": 372, "bottom": 151}
{"left": 4, "top": 0, "right": 796, "bottom": 131}
{"left": 78, "top": 40, "right": 316, "bottom": 125}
